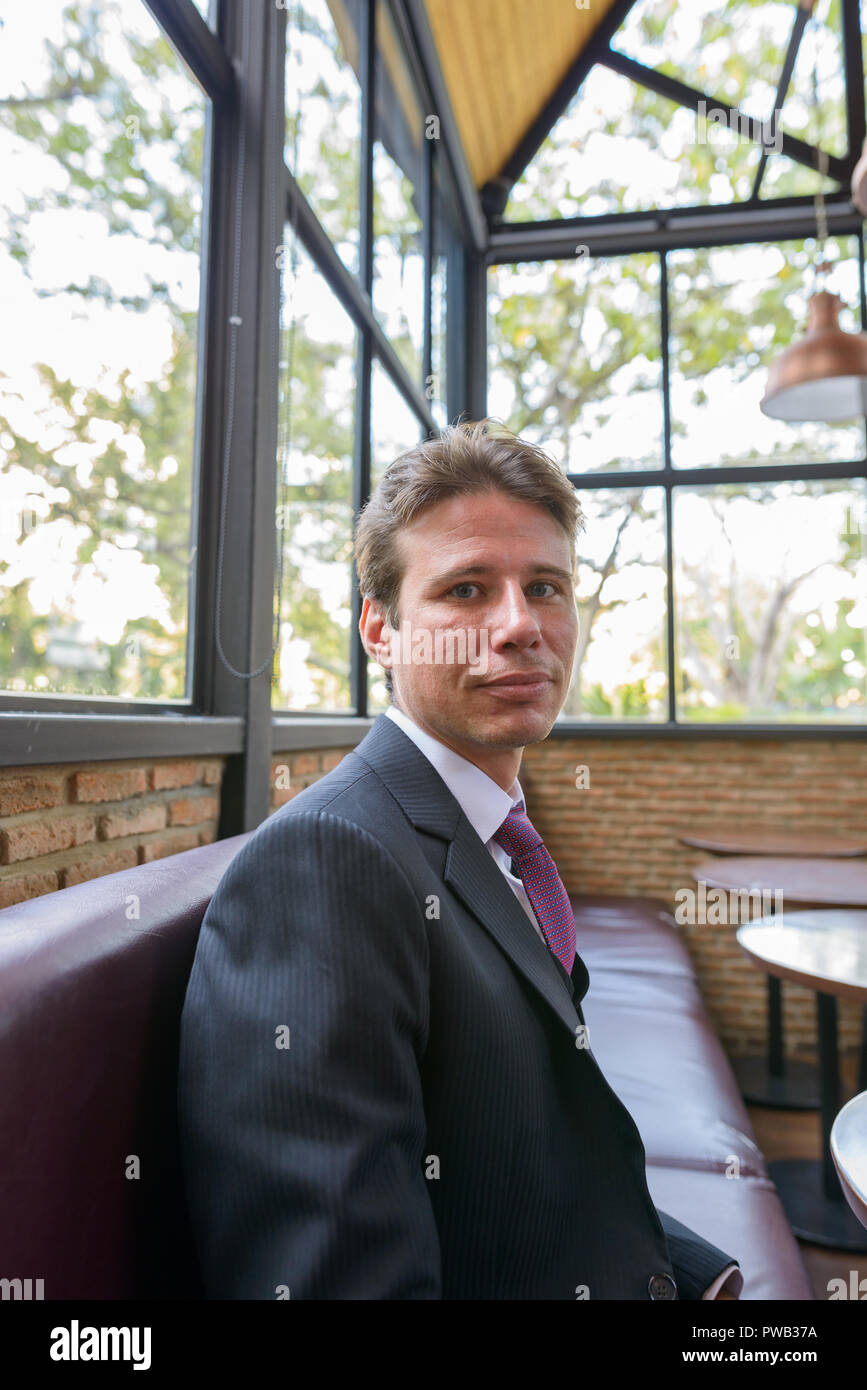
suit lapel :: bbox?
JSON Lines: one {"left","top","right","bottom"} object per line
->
{"left": 351, "top": 714, "right": 589, "bottom": 1045}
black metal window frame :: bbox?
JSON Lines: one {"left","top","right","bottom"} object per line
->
{"left": 2, "top": 0, "right": 865, "bottom": 836}
{"left": 480, "top": 0, "right": 867, "bottom": 743}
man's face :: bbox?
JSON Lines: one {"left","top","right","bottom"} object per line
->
{"left": 360, "top": 489, "right": 579, "bottom": 784}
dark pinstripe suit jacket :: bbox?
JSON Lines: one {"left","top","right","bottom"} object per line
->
{"left": 177, "top": 712, "right": 737, "bottom": 1299}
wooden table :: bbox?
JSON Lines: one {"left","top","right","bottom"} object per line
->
{"left": 677, "top": 827, "right": 867, "bottom": 858}
{"left": 738, "top": 911, "right": 867, "bottom": 1250}
{"left": 696, "top": 857, "right": 867, "bottom": 910}
{"left": 831, "top": 1090, "right": 867, "bottom": 1230}
{"left": 692, "top": 856, "right": 867, "bottom": 1110}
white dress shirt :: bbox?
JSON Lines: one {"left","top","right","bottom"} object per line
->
{"left": 383, "top": 702, "right": 743, "bottom": 1301}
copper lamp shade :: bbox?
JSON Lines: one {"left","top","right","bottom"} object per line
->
{"left": 760, "top": 290, "right": 867, "bottom": 422}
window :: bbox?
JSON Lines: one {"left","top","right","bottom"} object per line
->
{"left": 489, "top": 236, "right": 867, "bottom": 725}
{"left": 488, "top": 255, "right": 664, "bottom": 473}
{"left": 674, "top": 479, "right": 867, "bottom": 722}
{"left": 0, "top": 0, "right": 208, "bottom": 699}
{"left": 668, "top": 237, "right": 865, "bottom": 468}
{"left": 564, "top": 487, "right": 668, "bottom": 721}
{"left": 372, "top": 0, "right": 425, "bottom": 385}
{"left": 366, "top": 357, "right": 427, "bottom": 714}
{"left": 285, "top": 0, "right": 362, "bottom": 276}
{"left": 273, "top": 233, "right": 357, "bottom": 712}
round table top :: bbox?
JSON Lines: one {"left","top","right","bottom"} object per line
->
{"left": 693, "top": 856, "right": 867, "bottom": 909}
{"left": 736, "top": 910, "right": 867, "bottom": 1003}
{"left": 831, "top": 1090, "right": 867, "bottom": 1230}
{"left": 677, "top": 826, "right": 867, "bottom": 858}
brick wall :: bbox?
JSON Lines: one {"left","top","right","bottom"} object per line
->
{"left": 0, "top": 757, "right": 225, "bottom": 909}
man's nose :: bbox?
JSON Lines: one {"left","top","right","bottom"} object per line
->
{"left": 487, "top": 582, "right": 543, "bottom": 646}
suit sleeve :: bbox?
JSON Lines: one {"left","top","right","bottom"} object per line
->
{"left": 656, "top": 1208, "right": 742, "bottom": 1301}
{"left": 177, "top": 808, "right": 441, "bottom": 1299}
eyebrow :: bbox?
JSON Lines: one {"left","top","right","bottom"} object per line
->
{"left": 427, "top": 563, "right": 575, "bottom": 587}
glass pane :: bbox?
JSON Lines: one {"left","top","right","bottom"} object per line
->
{"left": 372, "top": 1, "right": 424, "bottom": 383}
{"left": 273, "top": 231, "right": 357, "bottom": 712}
{"left": 0, "top": 0, "right": 207, "bottom": 699}
{"left": 558, "top": 488, "right": 668, "bottom": 721}
{"left": 779, "top": 0, "right": 846, "bottom": 160}
{"left": 758, "top": 157, "right": 838, "bottom": 200}
{"left": 673, "top": 479, "right": 867, "bottom": 723}
{"left": 668, "top": 236, "right": 865, "bottom": 469}
{"left": 487, "top": 255, "right": 664, "bottom": 473}
{"left": 429, "top": 170, "right": 451, "bottom": 430}
{"left": 285, "top": 0, "right": 361, "bottom": 275}
{"left": 505, "top": 65, "right": 762, "bottom": 223}
{"left": 506, "top": 0, "right": 847, "bottom": 221}
{"left": 370, "top": 357, "right": 425, "bottom": 491}
{"left": 367, "top": 359, "right": 425, "bottom": 713}
{"left": 612, "top": 0, "right": 846, "bottom": 160}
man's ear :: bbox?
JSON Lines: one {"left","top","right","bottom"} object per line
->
{"left": 359, "top": 596, "right": 394, "bottom": 675}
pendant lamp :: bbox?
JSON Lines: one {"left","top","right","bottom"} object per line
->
{"left": 760, "top": 281, "right": 867, "bottom": 422}
{"left": 760, "top": 34, "right": 867, "bottom": 422}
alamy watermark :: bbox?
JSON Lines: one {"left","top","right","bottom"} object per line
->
{"left": 387, "top": 620, "right": 489, "bottom": 675}
{"left": 696, "top": 98, "right": 781, "bottom": 155}
{"left": 675, "top": 880, "right": 784, "bottom": 925}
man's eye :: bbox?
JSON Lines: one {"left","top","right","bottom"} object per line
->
{"left": 450, "top": 583, "right": 479, "bottom": 599}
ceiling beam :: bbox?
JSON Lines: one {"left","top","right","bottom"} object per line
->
{"left": 486, "top": 191, "right": 862, "bottom": 262}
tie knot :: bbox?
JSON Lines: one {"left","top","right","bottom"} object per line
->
{"left": 492, "top": 802, "right": 543, "bottom": 860}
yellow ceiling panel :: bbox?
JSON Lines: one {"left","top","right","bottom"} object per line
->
{"left": 424, "top": 0, "right": 620, "bottom": 188}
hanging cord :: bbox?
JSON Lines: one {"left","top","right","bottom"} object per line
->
{"left": 212, "top": 1, "right": 291, "bottom": 679}
{"left": 811, "top": 26, "right": 831, "bottom": 290}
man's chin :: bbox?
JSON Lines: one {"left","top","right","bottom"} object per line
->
{"left": 463, "top": 701, "right": 559, "bottom": 746}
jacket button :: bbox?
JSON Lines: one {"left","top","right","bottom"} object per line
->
{"left": 648, "top": 1272, "right": 678, "bottom": 1300}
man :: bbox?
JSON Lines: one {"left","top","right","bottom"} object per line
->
{"left": 177, "top": 419, "right": 743, "bottom": 1300}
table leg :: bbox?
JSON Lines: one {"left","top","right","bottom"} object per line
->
{"left": 768, "top": 990, "right": 867, "bottom": 1250}
{"left": 817, "top": 992, "right": 842, "bottom": 1201}
{"left": 731, "top": 975, "right": 819, "bottom": 1109}
{"left": 768, "top": 975, "right": 784, "bottom": 1076}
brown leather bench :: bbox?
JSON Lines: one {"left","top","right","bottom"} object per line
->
{"left": 0, "top": 836, "right": 814, "bottom": 1298}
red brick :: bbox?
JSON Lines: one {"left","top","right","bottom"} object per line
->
{"left": 140, "top": 830, "right": 199, "bottom": 863}
{"left": 201, "top": 760, "right": 224, "bottom": 786}
{"left": 1, "top": 814, "right": 96, "bottom": 865}
{"left": 0, "top": 771, "right": 66, "bottom": 817}
{"left": 99, "top": 803, "right": 167, "bottom": 840}
{"left": 169, "top": 794, "right": 219, "bottom": 827}
{"left": 198, "top": 827, "right": 216, "bottom": 846}
{"left": 72, "top": 768, "right": 148, "bottom": 804}
{"left": 150, "top": 761, "right": 202, "bottom": 791}
{"left": 61, "top": 847, "right": 138, "bottom": 886}
{"left": 0, "top": 869, "right": 59, "bottom": 908}
{"left": 290, "top": 753, "right": 320, "bottom": 776}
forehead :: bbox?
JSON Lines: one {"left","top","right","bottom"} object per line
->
{"left": 393, "top": 492, "right": 574, "bottom": 588}
{"left": 400, "top": 490, "right": 566, "bottom": 545}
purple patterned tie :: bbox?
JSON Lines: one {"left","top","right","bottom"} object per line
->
{"left": 492, "top": 800, "right": 577, "bottom": 976}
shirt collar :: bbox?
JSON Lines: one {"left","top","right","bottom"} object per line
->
{"left": 384, "top": 703, "right": 523, "bottom": 846}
